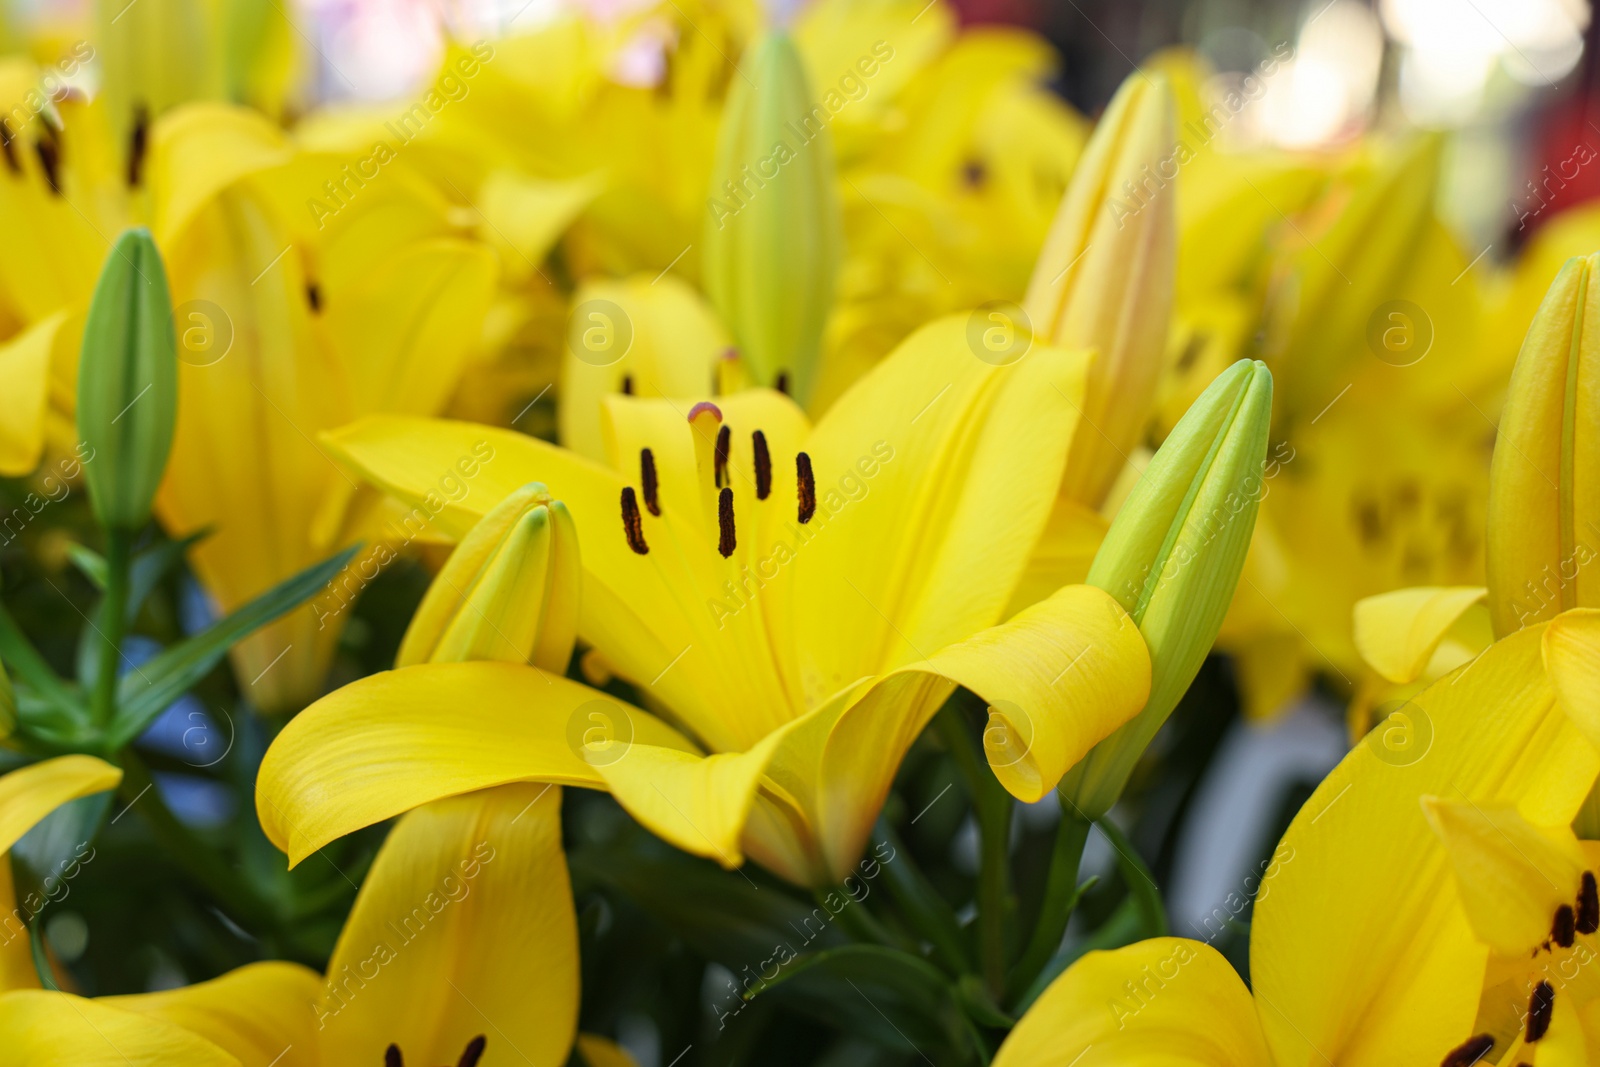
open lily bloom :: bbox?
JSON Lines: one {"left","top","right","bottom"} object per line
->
{"left": 989, "top": 608, "right": 1600, "bottom": 1066}
{"left": 257, "top": 316, "right": 1152, "bottom": 886}
{"left": 2, "top": 782, "right": 584, "bottom": 1067}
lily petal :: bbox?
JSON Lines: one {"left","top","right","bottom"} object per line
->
{"left": 800, "top": 585, "right": 1148, "bottom": 881}
{"left": 991, "top": 938, "right": 1271, "bottom": 1067}
{"left": 1420, "top": 797, "right": 1588, "bottom": 957}
{"left": 1545, "top": 607, "right": 1600, "bottom": 748}
{"left": 0, "top": 756, "right": 122, "bottom": 853}
{"left": 1353, "top": 586, "right": 1488, "bottom": 684}
{"left": 0, "top": 989, "right": 239, "bottom": 1066}
{"left": 792, "top": 315, "right": 1092, "bottom": 703}
{"left": 319, "top": 784, "right": 578, "bottom": 1067}
{"left": 103, "top": 961, "right": 320, "bottom": 1067}
{"left": 956, "top": 584, "right": 1149, "bottom": 803}
{"left": 0, "top": 311, "right": 71, "bottom": 477}
{"left": 590, "top": 726, "right": 791, "bottom": 869}
{"left": 1251, "top": 623, "right": 1600, "bottom": 1066}
{"left": 255, "top": 662, "right": 693, "bottom": 864}
{"left": 149, "top": 103, "right": 293, "bottom": 246}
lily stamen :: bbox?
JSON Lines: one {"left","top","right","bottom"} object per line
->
{"left": 1439, "top": 1034, "right": 1494, "bottom": 1067}
{"left": 715, "top": 424, "right": 731, "bottom": 488}
{"left": 457, "top": 1035, "right": 487, "bottom": 1067}
{"left": 621, "top": 486, "right": 649, "bottom": 554}
{"left": 34, "top": 136, "right": 61, "bottom": 196}
{"left": 797, "top": 451, "right": 815, "bottom": 524}
{"left": 1579, "top": 872, "right": 1598, "bottom": 933}
{"left": 718, "top": 486, "right": 736, "bottom": 557}
{"left": 0, "top": 119, "right": 18, "bottom": 175}
{"left": 1552, "top": 903, "right": 1576, "bottom": 948}
{"left": 1527, "top": 981, "right": 1555, "bottom": 1041}
{"left": 753, "top": 430, "right": 772, "bottom": 500}
{"left": 127, "top": 103, "right": 149, "bottom": 188}
{"left": 641, "top": 448, "right": 661, "bottom": 515}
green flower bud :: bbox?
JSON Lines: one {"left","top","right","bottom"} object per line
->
{"left": 77, "top": 228, "right": 178, "bottom": 531}
{"left": 702, "top": 30, "right": 841, "bottom": 407}
{"left": 397, "top": 483, "right": 581, "bottom": 670}
{"left": 1062, "top": 359, "right": 1273, "bottom": 818}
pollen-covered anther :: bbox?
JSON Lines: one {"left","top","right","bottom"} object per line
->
{"left": 1528, "top": 981, "right": 1555, "bottom": 1042}
{"left": 621, "top": 374, "right": 634, "bottom": 395}
{"left": 752, "top": 431, "right": 772, "bottom": 500}
{"left": 127, "top": 103, "right": 149, "bottom": 188}
{"left": 34, "top": 136, "right": 61, "bottom": 196}
{"left": 0, "top": 119, "right": 18, "bottom": 175}
{"left": 718, "top": 486, "right": 736, "bottom": 557}
{"left": 457, "top": 1035, "right": 487, "bottom": 1067}
{"left": 1578, "top": 871, "right": 1598, "bottom": 934}
{"left": 797, "top": 452, "right": 816, "bottom": 524}
{"left": 621, "top": 486, "right": 649, "bottom": 554}
{"left": 776, "top": 371, "right": 790, "bottom": 395}
{"left": 1552, "top": 904, "right": 1576, "bottom": 949}
{"left": 640, "top": 448, "right": 661, "bottom": 515}
{"left": 715, "top": 424, "right": 731, "bottom": 488}
{"left": 1439, "top": 1033, "right": 1494, "bottom": 1067}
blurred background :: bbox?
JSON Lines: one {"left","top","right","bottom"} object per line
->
{"left": 5, "top": 0, "right": 1595, "bottom": 251}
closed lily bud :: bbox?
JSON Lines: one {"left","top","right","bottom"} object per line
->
{"left": 702, "top": 30, "right": 841, "bottom": 407}
{"left": 396, "top": 484, "right": 581, "bottom": 670}
{"left": 1023, "top": 71, "right": 1176, "bottom": 509}
{"left": 1062, "top": 359, "right": 1272, "bottom": 818}
{"left": 1486, "top": 253, "right": 1600, "bottom": 637}
{"left": 77, "top": 228, "right": 178, "bottom": 531}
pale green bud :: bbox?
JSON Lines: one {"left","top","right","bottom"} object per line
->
{"left": 1062, "top": 359, "right": 1273, "bottom": 818}
{"left": 702, "top": 30, "right": 841, "bottom": 407}
{"left": 397, "top": 484, "right": 581, "bottom": 670}
{"left": 77, "top": 228, "right": 179, "bottom": 532}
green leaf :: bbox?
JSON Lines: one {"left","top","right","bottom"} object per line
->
{"left": 569, "top": 833, "right": 841, "bottom": 967}
{"left": 65, "top": 544, "right": 107, "bottom": 590}
{"left": 107, "top": 545, "right": 359, "bottom": 746}
{"left": 751, "top": 943, "right": 978, "bottom": 1062}
{"left": 1099, "top": 817, "right": 1167, "bottom": 938}
{"left": 0, "top": 604, "right": 83, "bottom": 721}
{"left": 872, "top": 819, "right": 970, "bottom": 975}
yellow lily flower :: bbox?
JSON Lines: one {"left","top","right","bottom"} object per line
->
{"left": 145, "top": 104, "right": 499, "bottom": 712}
{"left": 256, "top": 316, "right": 1152, "bottom": 885}
{"left": 991, "top": 608, "right": 1600, "bottom": 1066}
{"left": 3, "top": 781, "right": 584, "bottom": 1067}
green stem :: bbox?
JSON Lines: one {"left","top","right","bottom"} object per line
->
{"left": 936, "top": 703, "right": 1012, "bottom": 1000}
{"left": 872, "top": 820, "right": 971, "bottom": 975}
{"left": 90, "top": 530, "right": 131, "bottom": 729}
{"left": 1008, "top": 802, "right": 1091, "bottom": 1002}
{"left": 117, "top": 752, "right": 278, "bottom": 933}
{"left": 814, "top": 887, "right": 905, "bottom": 950}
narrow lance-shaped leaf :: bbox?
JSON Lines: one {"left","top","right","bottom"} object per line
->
{"left": 108, "top": 544, "right": 360, "bottom": 745}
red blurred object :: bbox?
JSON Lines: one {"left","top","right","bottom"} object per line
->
{"left": 1517, "top": 13, "right": 1600, "bottom": 245}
